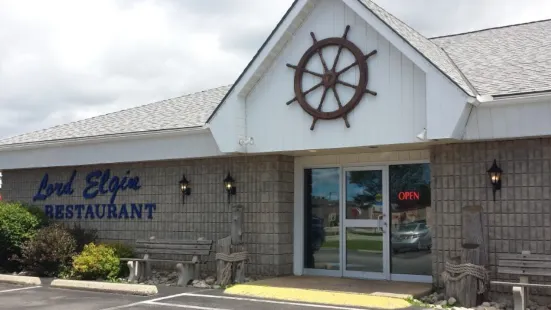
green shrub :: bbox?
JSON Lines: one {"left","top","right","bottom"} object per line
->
{"left": 16, "top": 224, "right": 77, "bottom": 276}
{"left": 103, "top": 241, "right": 135, "bottom": 277}
{"left": 66, "top": 223, "right": 98, "bottom": 253}
{"left": 23, "top": 204, "right": 50, "bottom": 228}
{"left": 106, "top": 241, "right": 135, "bottom": 259}
{"left": 72, "top": 243, "right": 120, "bottom": 280}
{"left": 0, "top": 201, "right": 43, "bottom": 270}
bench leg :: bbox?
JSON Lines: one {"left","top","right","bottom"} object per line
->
{"left": 513, "top": 286, "right": 525, "bottom": 310}
{"left": 144, "top": 261, "right": 152, "bottom": 280}
{"left": 127, "top": 261, "right": 137, "bottom": 283}
{"left": 176, "top": 263, "right": 194, "bottom": 286}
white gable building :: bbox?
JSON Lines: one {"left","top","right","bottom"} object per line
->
{"left": 1, "top": 0, "right": 551, "bottom": 287}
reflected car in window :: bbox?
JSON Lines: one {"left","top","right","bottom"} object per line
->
{"left": 391, "top": 221, "right": 431, "bottom": 253}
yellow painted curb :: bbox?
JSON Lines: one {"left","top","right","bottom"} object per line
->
{"left": 224, "top": 284, "right": 411, "bottom": 309}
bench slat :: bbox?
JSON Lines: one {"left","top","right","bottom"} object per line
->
{"left": 136, "top": 239, "right": 213, "bottom": 245}
{"left": 497, "top": 254, "right": 551, "bottom": 261}
{"left": 491, "top": 281, "right": 551, "bottom": 288}
{"left": 498, "top": 266, "right": 551, "bottom": 277}
{"left": 136, "top": 243, "right": 212, "bottom": 251}
{"left": 136, "top": 248, "right": 210, "bottom": 256}
{"left": 498, "top": 260, "right": 551, "bottom": 268}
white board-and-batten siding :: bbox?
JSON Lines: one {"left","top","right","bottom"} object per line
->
{"left": 244, "top": 0, "right": 427, "bottom": 152}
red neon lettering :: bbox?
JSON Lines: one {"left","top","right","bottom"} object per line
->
{"left": 398, "top": 191, "right": 420, "bottom": 201}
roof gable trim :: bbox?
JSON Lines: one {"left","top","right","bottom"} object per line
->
{"left": 206, "top": 0, "right": 308, "bottom": 123}
{"left": 347, "top": 0, "right": 473, "bottom": 97}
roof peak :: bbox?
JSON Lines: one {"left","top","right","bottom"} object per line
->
{"left": 430, "top": 18, "right": 551, "bottom": 40}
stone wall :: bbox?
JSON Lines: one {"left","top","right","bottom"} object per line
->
{"left": 1, "top": 155, "right": 294, "bottom": 277}
{"left": 431, "top": 138, "right": 551, "bottom": 293}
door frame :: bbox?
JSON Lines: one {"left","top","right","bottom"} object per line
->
{"left": 341, "top": 165, "right": 390, "bottom": 280}
{"left": 294, "top": 153, "right": 432, "bottom": 283}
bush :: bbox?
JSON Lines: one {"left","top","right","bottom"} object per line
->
{"left": 23, "top": 204, "right": 50, "bottom": 228}
{"left": 16, "top": 224, "right": 77, "bottom": 276}
{"left": 72, "top": 243, "right": 120, "bottom": 280}
{"left": 66, "top": 223, "right": 98, "bottom": 253}
{"left": 103, "top": 242, "right": 135, "bottom": 277}
{"left": 0, "top": 201, "right": 43, "bottom": 270}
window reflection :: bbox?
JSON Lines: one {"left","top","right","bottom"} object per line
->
{"left": 389, "top": 163, "right": 432, "bottom": 276}
{"left": 304, "top": 168, "right": 340, "bottom": 270}
{"left": 345, "top": 170, "right": 383, "bottom": 220}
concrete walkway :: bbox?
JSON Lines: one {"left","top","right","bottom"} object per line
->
{"left": 224, "top": 276, "right": 433, "bottom": 309}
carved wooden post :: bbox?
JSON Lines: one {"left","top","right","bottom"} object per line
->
{"left": 231, "top": 205, "right": 246, "bottom": 283}
{"left": 231, "top": 205, "right": 243, "bottom": 245}
{"left": 216, "top": 236, "right": 231, "bottom": 285}
{"left": 443, "top": 205, "right": 489, "bottom": 308}
{"left": 462, "top": 205, "right": 488, "bottom": 267}
{"left": 461, "top": 243, "right": 481, "bottom": 307}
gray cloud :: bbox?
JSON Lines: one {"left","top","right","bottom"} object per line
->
{"left": 1, "top": 0, "right": 550, "bottom": 140}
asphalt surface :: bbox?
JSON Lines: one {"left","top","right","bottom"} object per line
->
{"left": 0, "top": 282, "right": 388, "bottom": 310}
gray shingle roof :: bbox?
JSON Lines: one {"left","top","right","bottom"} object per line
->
{"left": 2, "top": 1, "right": 551, "bottom": 148}
{"left": 0, "top": 85, "right": 232, "bottom": 146}
{"left": 431, "top": 19, "right": 551, "bottom": 96}
{"left": 358, "top": 0, "right": 475, "bottom": 96}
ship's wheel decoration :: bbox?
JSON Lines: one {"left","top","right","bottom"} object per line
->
{"left": 286, "top": 25, "right": 377, "bottom": 130}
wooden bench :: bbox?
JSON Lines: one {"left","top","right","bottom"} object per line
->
{"left": 491, "top": 251, "right": 551, "bottom": 310}
{"left": 120, "top": 237, "right": 213, "bottom": 286}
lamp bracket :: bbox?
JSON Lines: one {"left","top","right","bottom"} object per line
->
{"left": 239, "top": 136, "right": 254, "bottom": 146}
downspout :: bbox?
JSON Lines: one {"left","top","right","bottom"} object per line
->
{"left": 439, "top": 48, "right": 493, "bottom": 139}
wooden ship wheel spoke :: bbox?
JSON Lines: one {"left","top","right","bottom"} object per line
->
{"left": 286, "top": 25, "right": 377, "bottom": 130}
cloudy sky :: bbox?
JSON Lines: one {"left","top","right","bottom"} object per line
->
{"left": 1, "top": 0, "right": 550, "bottom": 140}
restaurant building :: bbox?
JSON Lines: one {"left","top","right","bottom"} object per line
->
{"left": 1, "top": 0, "right": 551, "bottom": 287}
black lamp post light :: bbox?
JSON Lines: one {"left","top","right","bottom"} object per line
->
{"left": 487, "top": 159, "right": 502, "bottom": 201}
{"left": 179, "top": 174, "right": 191, "bottom": 204}
{"left": 224, "top": 172, "right": 236, "bottom": 204}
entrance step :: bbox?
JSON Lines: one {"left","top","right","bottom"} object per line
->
{"left": 224, "top": 275, "right": 432, "bottom": 309}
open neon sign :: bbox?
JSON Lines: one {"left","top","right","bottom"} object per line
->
{"left": 398, "top": 191, "right": 420, "bottom": 201}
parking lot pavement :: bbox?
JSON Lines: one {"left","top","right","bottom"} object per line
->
{"left": 127, "top": 289, "right": 382, "bottom": 310}
{"left": 0, "top": 282, "right": 148, "bottom": 310}
{"left": 0, "top": 282, "right": 390, "bottom": 310}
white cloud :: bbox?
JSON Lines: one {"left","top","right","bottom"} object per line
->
{"left": 1, "top": 0, "right": 550, "bottom": 139}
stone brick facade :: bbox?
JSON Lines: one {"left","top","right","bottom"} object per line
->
{"left": 1, "top": 155, "right": 294, "bottom": 277}
{"left": 431, "top": 138, "right": 551, "bottom": 292}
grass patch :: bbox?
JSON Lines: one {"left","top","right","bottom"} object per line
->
{"left": 322, "top": 239, "right": 383, "bottom": 251}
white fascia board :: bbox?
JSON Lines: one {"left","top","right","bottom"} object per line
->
{"left": 478, "top": 92, "right": 551, "bottom": 107}
{"left": 209, "top": 0, "right": 313, "bottom": 153}
{"left": 0, "top": 129, "right": 223, "bottom": 170}
{"left": 343, "top": 0, "right": 431, "bottom": 73}
{"left": 0, "top": 127, "right": 208, "bottom": 152}
{"left": 229, "top": 0, "right": 313, "bottom": 99}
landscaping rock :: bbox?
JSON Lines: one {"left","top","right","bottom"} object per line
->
{"left": 205, "top": 276, "right": 216, "bottom": 285}
{"left": 482, "top": 302, "right": 492, "bottom": 307}
{"left": 448, "top": 297, "right": 457, "bottom": 306}
{"left": 192, "top": 280, "right": 210, "bottom": 288}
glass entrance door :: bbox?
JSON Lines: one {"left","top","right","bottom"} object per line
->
{"left": 341, "top": 167, "right": 389, "bottom": 279}
{"left": 303, "top": 164, "right": 432, "bottom": 282}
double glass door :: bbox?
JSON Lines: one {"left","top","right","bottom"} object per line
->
{"left": 303, "top": 163, "right": 432, "bottom": 282}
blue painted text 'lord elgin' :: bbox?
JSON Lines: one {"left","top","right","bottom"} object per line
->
{"left": 32, "top": 169, "right": 156, "bottom": 220}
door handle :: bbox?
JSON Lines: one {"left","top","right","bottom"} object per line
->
{"left": 377, "top": 214, "right": 385, "bottom": 233}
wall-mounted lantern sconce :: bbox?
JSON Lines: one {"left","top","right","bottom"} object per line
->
{"left": 179, "top": 174, "right": 191, "bottom": 204}
{"left": 224, "top": 172, "right": 236, "bottom": 204}
{"left": 487, "top": 159, "right": 502, "bottom": 201}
